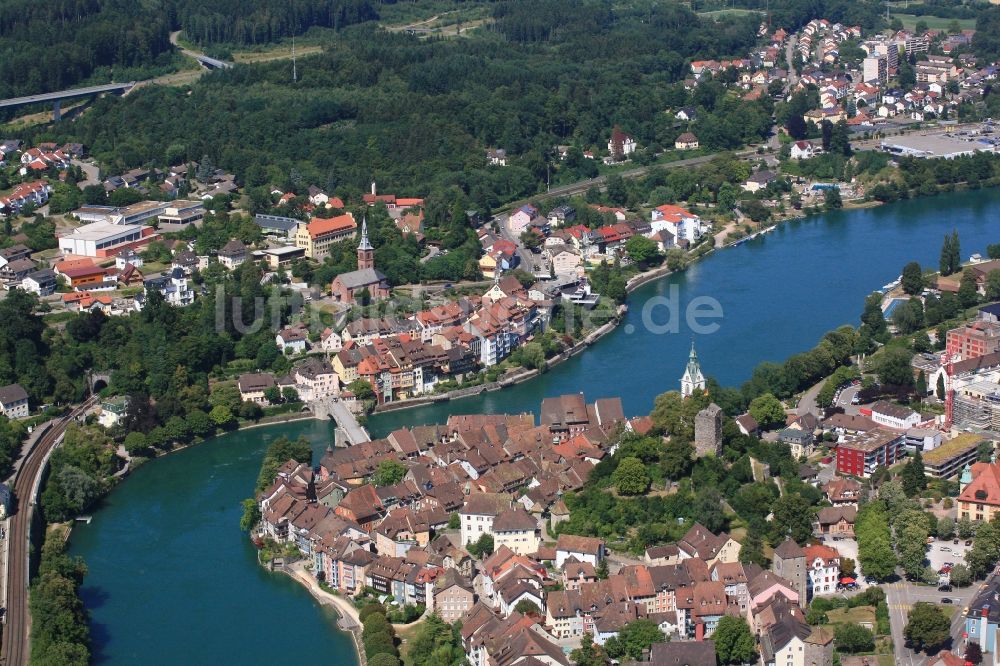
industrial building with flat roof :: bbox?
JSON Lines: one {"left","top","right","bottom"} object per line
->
{"left": 881, "top": 133, "right": 996, "bottom": 159}
{"left": 922, "top": 433, "right": 986, "bottom": 479}
{"left": 58, "top": 222, "right": 157, "bottom": 258}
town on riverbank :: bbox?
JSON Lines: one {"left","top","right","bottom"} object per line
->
{"left": 10, "top": 2, "right": 1000, "bottom": 665}
{"left": 244, "top": 267, "right": 1000, "bottom": 666}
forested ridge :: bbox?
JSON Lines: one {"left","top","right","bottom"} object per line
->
{"left": 32, "top": 1, "right": 771, "bottom": 213}
{"left": 0, "top": 0, "right": 173, "bottom": 98}
{"left": 0, "top": 0, "right": 378, "bottom": 99}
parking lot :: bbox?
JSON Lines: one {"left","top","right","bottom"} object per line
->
{"left": 928, "top": 537, "right": 971, "bottom": 578}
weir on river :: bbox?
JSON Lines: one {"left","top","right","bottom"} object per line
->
{"left": 70, "top": 189, "right": 1000, "bottom": 664}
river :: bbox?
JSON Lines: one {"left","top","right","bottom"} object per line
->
{"left": 69, "top": 188, "right": 1000, "bottom": 664}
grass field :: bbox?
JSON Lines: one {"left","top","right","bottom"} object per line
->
{"left": 697, "top": 8, "right": 764, "bottom": 18}
{"left": 893, "top": 13, "right": 976, "bottom": 32}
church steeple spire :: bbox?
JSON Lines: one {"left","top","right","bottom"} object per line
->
{"left": 357, "top": 217, "right": 374, "bottom": 270}
{"left": 680, "top": 340, "right": 706, "bottom": 398}
{"left": 358, "top": 217, "right": 373, "bottom": 251}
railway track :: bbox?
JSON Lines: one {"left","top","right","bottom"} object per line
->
{"left": 1, "top": 396, "right": 98, "bottom": 666}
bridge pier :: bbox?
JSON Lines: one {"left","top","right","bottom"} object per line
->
{"left": 52, "top": 100, "right": 61, "bottom": 122}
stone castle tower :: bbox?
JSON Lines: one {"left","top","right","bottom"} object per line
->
{"left": 772, "top": 538, "right": 808, "bottom": 608}
{"left": 694, "top": 403, "right": 722, "bottom": 458}
{"left": 680, "top": 341, "right": 706, "bottom": 398}
{"left": 357, "top": 218, "right": 374, "bottom": 271}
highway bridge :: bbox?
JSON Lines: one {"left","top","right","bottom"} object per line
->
{"left": 0, "top": 81, "right": 136, "bottom": 121}
{"left": 191, "top": 54, "right": 233, "bottom": 70}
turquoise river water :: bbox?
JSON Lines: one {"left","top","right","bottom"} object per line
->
{"left": 70, "top": 189, "right": 1000, "bottom": 664}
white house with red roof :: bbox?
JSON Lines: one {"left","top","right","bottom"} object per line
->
{"left": 650, "top": 204, "right": 706, "bottom": 243}
{"left": 803, "top": 544, "right": 840, "bottom": 597}
{"left": 0, "top": 180, "right": 52, "bottom": 215}
{"left": 790, "top": 141, "right": 820, "bottom": 160}
{"left": 608, "top": 126, "right": 637, "bottom": 161}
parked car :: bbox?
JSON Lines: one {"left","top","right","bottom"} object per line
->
{"left": 966, "top": 540, "right": 973, "bottom": 546}
{"left": 941, "top": 598, "right": 953, "bottom": 604}
{"left": 939, "top": 584, "right": 953, "bottom": 592}
{"left": 954, "top": 539, "right": 960, "bottom": 545}
{"left": 941, "top": 547, "right": 952, "bottom": 552}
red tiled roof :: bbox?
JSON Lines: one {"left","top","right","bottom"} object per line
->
{"left": 307, "top": 213, "right": 356, "bottom": 239}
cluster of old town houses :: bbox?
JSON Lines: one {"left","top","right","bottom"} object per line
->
{"left": 687, "top": 18, "right": 990, "bottom": 131}
{"left": 254, "top": 387, "right": 885, "bottom": 666}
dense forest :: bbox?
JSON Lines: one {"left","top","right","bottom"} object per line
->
{"left": 173, "top": 0, "right": 378, "bottom": 47}
{"left": 33, "top": 3, "right": 769, "bottom": 212}
{"left": 0, "top": 0, "right": 173, "bottom": 98}
{"left": 0, "top": 0, "right": 378, "bottom": 100}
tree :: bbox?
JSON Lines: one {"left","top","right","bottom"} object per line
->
{"left": 468, "top": 533, "right": 494, "bottom": 559}
{"left": 823, "top": 187, "right": 842, "bottom": 210}
{"left": 348, "top": 380, "right": 376, "bottom": 401}
{"left": 901, "top": 450, "right": 927, "bottom": 497}
{"left": 661, "top": 440, "right": 693, "bottom": 480}
{"left": 281, "top": 386, "right": 300, "bottom": 403}
{"left": 122, "top": 431, "right": 148, "bottom": 456}
{"left": 957, "top": 516, "right": 976, "bottom": 539}
{"left": 748, "top": 393, "right": 785, "bottom": 430}
{"left": 612, "top": 457, "right": 650, "bottom": 495}
{"left": 835, "top": 623, "right": 875, "bottom": 653}
{"left": 903, "top": 602, "right": 951, "bottom": 653}
{"left": 874, "top": 346, "right": 915, "bottom": 388}
{"left": 571, "top": 633, "right": 610, "bottom": 666}
{"left": 893, "top": 297, "right": 924, "bottom": 334}
{"left": 514, "top": 599, "right": 540, "bottom": 615}
{"left": 625, "top": 235, "right": 660, "bottom": 265}
{"left": 209, "top": 404, "right": 235, "bottom": 428}
{"left": 936, "top": 374, "right": 946, "bottom": 400}
{"left": 941, "top": 233, "right": 959, "bottom": 276}
{"left": 717, "top": 183, "right": 738, "bottom": 211}
{"left": 240, "top": 498, "right": 260, "bottom": 532}
{"left": 937, "top": 516, "right": 954, "bottom": 540}
{"left": 604, "top": 619, "right": 664, "bottom": 661}
{"left": 405, "top": 614, "right": 464, "bottom": 666}
{"left": 787, "top": 113, "right": 807, "bottom": 140}
{"left": 771, "top": 493, "right": 814, "bottom": 545}
{"left": 959, "top": 268, "right": 981, "bottom": 308}
{"left": 966, "top": 641, "right": 983, "bottom": 665}
{"left": 694, "top": 487, "right": 727, "bottom": 534}
{"left": 255, "top": 435, "right": 312, "bottom": 493}
{"left": 967, "top": 522, "right": 1000, "bottom": 579}
{"left": 447, "top": 512, "right": 460, "bottom": 529}
{"left": 369, "top": 655, "right": 400, "bottom": 666}
{"left": 605, "top": 174, "right": 627, "bottom": 205}
{"left": 372, "top": 459, "right": 406, "bottom": 487}
{"left": 713, "top": 616, "right": 756, "bottom": 664}
{"left": 596, "top": 558, "right": 609, "bottom": 580}
{"left": 986, "top": 270, "right": 1000, "bottom": 302}
{"left": 901, "top": 261, "right": 924, "bottom": 296}
{"left": 949, "top": 563, "right": 972, "bottom": 588}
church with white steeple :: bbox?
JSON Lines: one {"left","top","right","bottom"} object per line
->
{"left": 680, "top": 341, "right": 706, "bottom": 398}
{"left": 330, "top": 218, "right": 390, "bottom": 304}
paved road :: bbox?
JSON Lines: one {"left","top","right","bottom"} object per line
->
{"left": 885, "top": 579, "right": 976, "bottom": 666}
{"left": 785, "top": 36, "right": 799, "bottom": 91}
{"left": 497, "top": 214, "right": 543, "bottom": 275}
{"left": 71, "top": 159, "right": 100, "bottom": 189}
{"left": 320, "top": 399, "right": 370, "bottom": 445}
{"left": 1, "top": 397, "right": 98, "bottom": 666}
{"left": 797, "top": 378, "right": 826, "bottom": 417}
